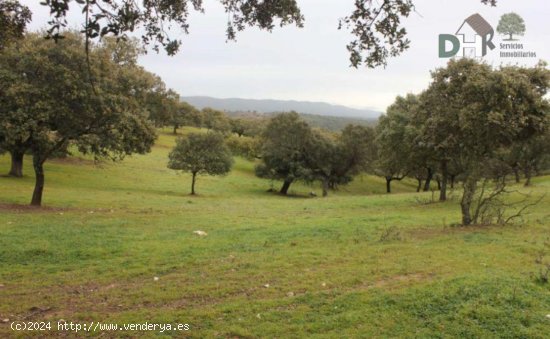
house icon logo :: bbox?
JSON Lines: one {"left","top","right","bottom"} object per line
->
{"left": 439, "top": 13, "right": 496, "bottom": 58}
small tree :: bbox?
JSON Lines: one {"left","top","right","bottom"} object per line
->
{"left": 202, "top": 108, "right": 231, "bottom": 134}
{"left": 308, "top": 125, "right": 376, "bottom": 196}
{"left": 168, "top": 132, "right": 233, "bottom": 195}
{"left": 226, "top": 134, "right": 261, "bottom": 160}
{"left": 509, "top": 132, "right": 550, "bottom": 186}
{"left": 163, "top": 90, "right": 182, "bottom": 134}
{"left": 306, "top": 130, "right": 341, "bottom": 197}
{"left": 172, "top": 101, "right": 200, "bottom": 134}
{"left": 497, "top": 13, "right": 526, "bottom": 41}
{"left": 230, "top": 118, "right": 256, "bottom": 137}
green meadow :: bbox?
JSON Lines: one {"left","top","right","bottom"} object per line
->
{"left": 1, "top": 128, "right": 549, "bottom": 338}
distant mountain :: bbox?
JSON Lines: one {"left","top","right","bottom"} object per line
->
{"left": 181, "top": 96, "right": 381, "bottom": 119}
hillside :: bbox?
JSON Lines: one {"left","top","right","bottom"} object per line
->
{"left": 226, "top": 111, "right": 377, "bottom": 131}
{"left": 281, "top": 113, "right": 377, "bottom": 131}
{"left": 181, "top": 96, "right": 382, "bottom": 119}
{"left": 1, "top": 128, "right": 549, "bottom": 338}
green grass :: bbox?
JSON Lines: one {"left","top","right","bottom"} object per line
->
{"left": 0, "top": 128, "right": 549, "bottom": 338}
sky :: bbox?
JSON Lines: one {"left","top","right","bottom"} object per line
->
{"left": 21, "top": 0, "right": 550, "bottom": 113}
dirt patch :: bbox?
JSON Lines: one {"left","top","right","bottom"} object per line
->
{"left": 364, "top": 272, "right": 436, "bottom": 290}
{"left": 0, "top": 204, "right": 118, "bottom": 214}
{"left": 0, "top": 203, "right": 71, "bottom": 213}
{"left": 154, "top": 143, "right": 173, "bottom": 149}
{"left": 406, "top": 225, "right": 503, "bottom": 240}
{"left": 49, "top": 157, "right": 97, "bottom": 166}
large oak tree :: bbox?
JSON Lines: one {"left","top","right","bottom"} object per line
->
{"left": 255, "top": 112, "right": 314, "bottom": 195}
{"left": 418, "top": 59, "right": 549, "bottom": 225}
{"left": 0, "top": 32, "right": 157, "bottom": 206}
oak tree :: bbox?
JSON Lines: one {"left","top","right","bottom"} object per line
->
{"left": 375, "top": 94, "right": 418, "bottom": 193}
{"left": 420, "top": 59, "right": 549, "bottom": 225}
{"left": 0, "top": 32, "right": 157, "bottom": 206}
{"left": 168, "top": 132, "right": 233, "bottom": 195}
{"left": 255, "top": 112, "right": 314, "bottom": 195}
{"left": 306, "top": 125, "right": 375, "bottom": 196}
{"left": 202, "top": 108, "right": 231, "bottom": 134}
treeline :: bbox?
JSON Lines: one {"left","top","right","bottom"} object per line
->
{"left": 248, "top": 59, "right": 547, "bottom": 225}
{"left": 376, "top": 59, "right": 549, "bottom": 225}
{"left": 205, "top": 60, "right": 550, "bottom": 203}
{"left": 223, "top": 111, "right": 376, "bottom": 132}
{"left": 169, "top": 59, "right": 549, "bottom": 226}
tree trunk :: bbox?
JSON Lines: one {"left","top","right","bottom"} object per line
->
{"left": 173, "top": 125, "right": 178, "bottom": 135}
{"left": 450, "top": 175, "right": 456, "bottom": 189}
{"left": 190, "top": 172, "right": 197, "bottom": 195}
{"left": 524, "top": 166, "right": 532, "bottom": 187}
{"left": 416, "top": 178, "right": 422, "bottom": 192}
{"left": 386, "top": 177, "right": 392, "bottom": 193}
{"left": 423, "top": 167, "right": 433, "bottom": 191}
{"left": 322, "top": 178, "right": 329, "bottom": 197}
{"left": 280, "top": 179, "right": 292, "bottom": 195}
{"left": 9, "top": 150, "right": 24, "bottom": 177}
{"left": 460, "top": 176, "right": 477, "bottom": 226}
{"left": 439, "top": 160, "right": 448, "bottom": 201}
{"left": 30, "top": 155, "right": 45, "bottom": 206}
{"left": 513, "top": 166, "right": 520, "bottom": 183}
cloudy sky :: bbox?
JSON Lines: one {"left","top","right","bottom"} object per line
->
{"left": 21, "top": 0, "right": 550, "bottom": 113}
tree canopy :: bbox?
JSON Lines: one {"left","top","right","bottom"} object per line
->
{"left": 307, "top": 125, "right": 376, "bottom": 196}
{"left": 0, "top": 0, "right": 31, "bottom": 49}
{"left": 255, "top": 112, "right": 314, "bottom": 195}
{"left": 202, "top": 108, "right": 231, "bottom": 134}
{"left": 375, "top": 94, "right": 419, "bottom": 193}
{"left": 38, "top": 0, "right": 497, "bottom": 68}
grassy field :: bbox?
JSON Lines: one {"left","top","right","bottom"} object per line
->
{"left": 1, "top": 128, "right": 549, "bottom": 338}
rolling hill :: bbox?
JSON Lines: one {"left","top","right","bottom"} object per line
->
{"left": 181, "top": 96, "right": 382, "bottom": 119}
